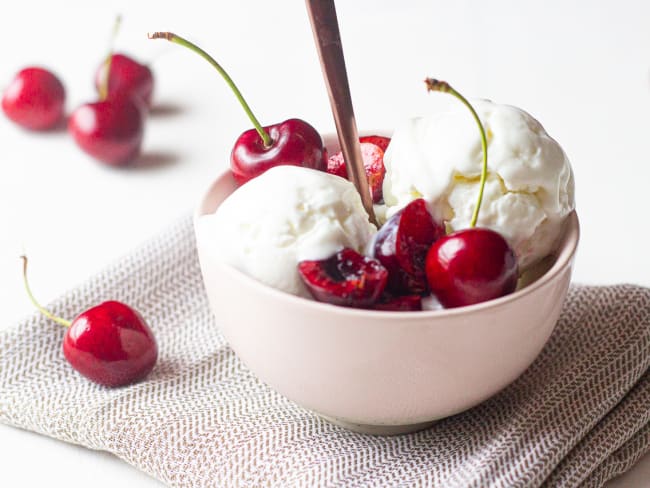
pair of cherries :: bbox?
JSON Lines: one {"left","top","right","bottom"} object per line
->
{"left": 2, "top": 50, "right": 152, "bottom": 166}
{"left": 68, "top": 53, "right": 153, "bottom": 166}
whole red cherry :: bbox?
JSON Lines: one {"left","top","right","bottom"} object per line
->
{"left": 423, "top": 78, "right": 519, "bottom": 308}
{"left": 21, "top": 256, "right": 157, "bottom": 387}
{"left": 231, "top": 118, "right": 326, "bottom": 185}
{"left": 425, "top": 228, "right": 518, "bottom": 308}
{"left": 68, "top": 95, "right": 144, "bottom": 166}
{"left": 2, "top": 67, "right": 65, "bottom": 130}
{"left": 95, "top": 53, "right": 154, "bottom": 107}
{"left": 63, "top": 301, "right": 158, "bottom": 387}
{"left": 148, "top": 31, "right": 327, "bottom": 184}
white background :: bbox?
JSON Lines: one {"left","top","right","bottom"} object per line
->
{"left": 1, "top": 0, "right": 648, "bottom": 486}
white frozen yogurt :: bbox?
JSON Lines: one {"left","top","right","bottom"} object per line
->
{"left": 198, "top": 165, "right": 377, "bottom": 297}
{"left": 383, "top": 99, "right": 575, "bottom": 270}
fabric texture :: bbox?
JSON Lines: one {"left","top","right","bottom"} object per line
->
{"left": 1, "top": 215, "right": 648, "bottom": 488}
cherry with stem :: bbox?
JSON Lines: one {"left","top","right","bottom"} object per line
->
{"left": 148, "top": 31, "right": 327, "bottom": 184}
{"left": 98, "top": 15, "right": 123, "bottom": 101}
{"left": 21, "top": 256, "right": 157, "bottom": 387}
{"left": 424, "top": 79, "right": 518, "bottom": 308}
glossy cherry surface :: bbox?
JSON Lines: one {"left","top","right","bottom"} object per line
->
{"left": 425, "top": 228, "right": 518, "bottom": 308}
{"left": 298, "top": 248, "right": 388, "bottom": 308}
{"left": 327, "top": 140, "right": 386, "bottom": 202}
{"left": 373, "top": 198, "right": 445, "bottom": 295}
{"left": 68, "top": 96, "right": 144, "bottom": 166}
{"left": 63, "top": 300, "right": 158, "bottom": 387}
{"left": 359, "top": 135, "right": 390, "bottom": 152}
{"left": 231, "top": 118, "right": 327, "bottom": 184}
{"left": 95, "top": 53, "right": 154, "bottom": 107}
{"left": 1, "top": 67, "right": 65, "bottom": 130}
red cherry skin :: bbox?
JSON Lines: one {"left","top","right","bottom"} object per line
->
{"left": 230, "top": 118, "right": 327, "bottom": 184}
{"left": 425, "top": 228, "right": 518, "bottom": 308}
{"left": 327, "top": 141, "right": 386, "bottom": 203}
{"left": 95, "top": 53, "right": 154, "bottom": 108}
{"left": 359, "top": 135, "right": 391, "bottom": 152}
{"left": 373, "top": 199, "right": 445, "bottom": 295}
{"left": 1, "top": 67, "right": 65, "bottom": 130}
{"left": 298, "top": 248, "right": 388, "bottom": 308}
{"left": 68, "top": 96, "right": 144, "bottom": 166}
{"left": 62, "top": 301, "right": 157, "bottom": 387}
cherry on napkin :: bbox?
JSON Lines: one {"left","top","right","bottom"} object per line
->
{"left": 1, "top": 216, "right": 648, "bottom": 487}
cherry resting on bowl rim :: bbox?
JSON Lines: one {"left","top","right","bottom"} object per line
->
{"left": 21, "top": 256, "right": 157, "bottom": 387}
{"left": 148, "top": 31, "right": 327, "bottom": 184}
{"left": 423, "top": 79, "right": 518, "bottom": 307}
{"left": 1, "top": 67, "right": 65, "bottom": 130}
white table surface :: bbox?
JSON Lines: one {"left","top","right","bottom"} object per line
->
{"left": 1, "top": 1, "right": 648, "bottom": 486}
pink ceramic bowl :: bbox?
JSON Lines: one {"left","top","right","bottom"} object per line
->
{"left": 194, "top": 140, "right": 579, "bottom": 435}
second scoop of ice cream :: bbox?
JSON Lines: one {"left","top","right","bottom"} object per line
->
{"left": 383, "top": 99, "right": 575, "bottom": 271}
{"left": 198, "top": 165, "right": 377, "bottom": 298}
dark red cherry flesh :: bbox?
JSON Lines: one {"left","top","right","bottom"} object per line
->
{"left": 298, "top": 248, "right": 388, "bottom": 308}
{"left": 373, "top": 198, "right": 445, "bottom": 295}
{"left": 95, "top": 53, "right": 154, "bottom": 107}
{"left": 2, "top": 67, "right": 65, "bottom": 130}
{"left": 327, "top": 141, "right": 386, "bottom": 202}
{"left": 425, "top": 228, "right": 518, "bottom": 308}
{"left": 231, "top": 118, "right": 327, "bottom": 185}
{"left": 374, "top": 294, "right": 422, "bottom": 311}
{"left": 63, "top": 301, "right": 158, "bottom": 387}
{"left": 68, "top": 96, "right": 144, "bottom": 166}
{"left": 359, "top": 135, "right": 391, "bottom": 152}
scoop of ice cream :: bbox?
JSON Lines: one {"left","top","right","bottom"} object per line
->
{"left": 383, "top": 99, "right": 575, "bottom": 270}
{"left": 197, "top": 166, "right": 377, "bottom": 298}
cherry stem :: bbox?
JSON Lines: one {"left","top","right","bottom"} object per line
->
{"left": 20, "top": 256, "right": 71, "bottom": 328}
{"left": 99, "top": 15, "right": 122, "bottom": 101}
{"left": 425, "top": 78, "right": 488, "bottom": 228}
{"left": 148, "top": 31, "right": 273, "bottom": 148}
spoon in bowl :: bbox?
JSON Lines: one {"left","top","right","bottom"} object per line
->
{"left": 305, "top": 0, "right": 378, "bottom": 226}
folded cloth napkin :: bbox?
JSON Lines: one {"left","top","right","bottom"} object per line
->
{"left": 1, "top": 216, "right": 648, "bottom": 488}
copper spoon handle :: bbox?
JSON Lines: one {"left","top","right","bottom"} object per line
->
{"left": 305, "top": 0, "right": 378, "bottom": 226}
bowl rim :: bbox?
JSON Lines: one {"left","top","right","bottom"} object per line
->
{"left": 194, "top": 168, "right": 580, "bottom": 320}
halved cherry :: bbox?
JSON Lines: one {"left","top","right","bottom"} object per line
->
{"left": 372, "top": 198, "right": 445, "bottom": 295}
{"left": 327, "top": 141, "right": 386, "bottom": 202}
{"left": 359, "top": 135, "right": 390, "bottom": 152}
{"left": 298, "top": 248, "right": 388, "bottom": 308}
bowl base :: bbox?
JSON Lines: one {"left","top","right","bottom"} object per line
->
{"left": 319, "top": 414, "right": 436, "bottom": 436}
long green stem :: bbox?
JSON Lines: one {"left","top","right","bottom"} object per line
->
{"left": 20, "top": 256, "right": 71, "bottom": 328}
{"left": 99, "top": 15, "right": 122, "bottom": 101}
{"left": 425, "top": 78, "right": 488, "bottom": 228}
{"left": 148, "top": 31, "right": 272, "bottom": 147}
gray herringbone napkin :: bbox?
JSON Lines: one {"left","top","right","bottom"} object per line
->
{"left": 1, "top": 216, "right": 648, "bottom": 488}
